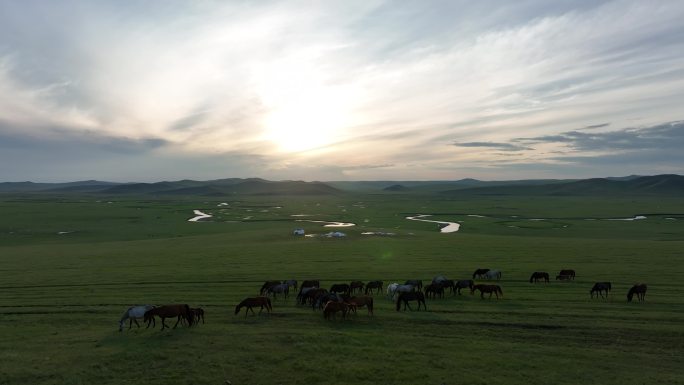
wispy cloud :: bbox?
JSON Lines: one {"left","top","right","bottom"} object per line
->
{"left": 454, "top": 142, "right": 533, "bottom": 152}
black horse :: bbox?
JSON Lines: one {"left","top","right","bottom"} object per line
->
{"left": 472, "top": 268, "right": 490, "bottom": 279}
{"left": 454, "top": 280, "right": 474, "bottom": 295}
{"left": 627, "top": 283, "right": 647, "bottom": 302}
{"left": 365, "top": 280, "right": 383, "bottom": 295}
{"left": 590, "top": 282, "right": 612, "bottom": 298}
{"left": 330, "top": 283, "right": 351, "bottom": 295}
{"left": 396, "top": 292, "right": 427, "bottom": 311}
{"left": 529, "top": 272, "right": 550, "bottom": 283}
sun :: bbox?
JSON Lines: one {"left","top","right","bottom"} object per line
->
{"left": 264, "top": 95, "right": 347, "bottom": 152}
{"left": 256, "top": 59, "right": 357, "bottom": 153}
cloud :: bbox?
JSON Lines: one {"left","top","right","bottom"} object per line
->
{"left": 519, "top": 121, "right": 684, "bottom": 152}
{"left": 1, "top": 1, "right": 684, "bottom": 181}
{"left": 454, "top": 141, "right": 533, "bottom": 151}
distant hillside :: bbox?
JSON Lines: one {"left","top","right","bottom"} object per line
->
{"left": 440, "top": 174, "right": 684, "bottom": 196}
{"left": 383, "top": 184, "right": 410, "bottom": 192}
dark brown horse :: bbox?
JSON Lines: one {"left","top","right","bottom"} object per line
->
{"left": 234, "top": 297, "right": 272, "bottom": 317}
{"left": 556, "top": 274, "right": 572, "bottom": 281}
{"left": 346, "top": 296, "right": 374, "bottom": 316}
{"left": 300, "top": 280, "right": 320, "bottom": 290}
{"left": 558, "top": 269, "right": 576, "bottom": 280}
{"left": 323, "top": 301, "right": 350, "bottom": 320}
{"left": 472, "top": 268, "right": 490, "bottom": 279}
{"left": 471, "top": 284, "right": 503, "bottom": 299}
{"left": 529, "top": 272, "right": 550, "bottom": 283}
{"left": 364, "top": 280, "right": 383, "bottom": 295}
{"left": 396, "top": 292, "right": 427, "bottom": 311}
{"left": 300, "top": 288, "right": 328, "bottom": 305}
{"left": 627, "top": 283, "right": 647, "bottom": 302}
{"left": 590, "top": 282, "right": 612, "bottom": 299}
{"left": 424, "top": 283, "right": 444, "bottom": 299}
{"left": 349, "top": 281, "right": 364, "bottom": 294}
{"left": 454, "top": 280, "right": 474, "bottom": 295}
{"left": 144, "top": 304, "right": 194, "bottom": 330}
{"left": 330, "top": 283, "right": 351, "bottom": 295}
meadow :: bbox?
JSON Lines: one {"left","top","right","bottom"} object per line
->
{"left": 1, "top": 192, "right": 683, "bottom": 385}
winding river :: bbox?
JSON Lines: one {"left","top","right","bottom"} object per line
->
{"left": 406, "top": 214, "right": 461, "bottom": 233}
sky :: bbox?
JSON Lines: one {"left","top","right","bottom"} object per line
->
{"left": 1, "top": 0, "right": 683, "bottom": 182}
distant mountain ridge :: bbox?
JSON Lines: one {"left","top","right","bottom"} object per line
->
{"left": 0, "top": 174, "right": 682, "bottom": 196}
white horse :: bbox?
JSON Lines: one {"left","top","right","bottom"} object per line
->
{"left": 484, "top": 269, "right": 502, "bottom": 280}
{"left": 119, "top": 305, "right": 155, "bottom": 331}
{"left": 386, "top": 283, "right": 400, "bottom": 300}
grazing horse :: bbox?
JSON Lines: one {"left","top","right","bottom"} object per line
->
{"left": 529, "top": 272, "right": 550, "bottom": 283}
{"left": 365, "top": 280, "right": 383, "bottom": 295}
{"left": 558, "top": 269, "right": 576, "bottom": 280}
{"left": 556, "top": 274, "right": 572, "bottom": 281}
{"left": 267, "top": 283, "right": 290, "bottom": 300}
{"left": 432, "top": 275, "right": 448, "bottom": 285}
{"left": 386, "top": 283, "right": 400, "bottom": 299}
{"left": 301, "top": 288, "right": 328, "bottom": 305}
{"left": 439, "top": 279, "right": 456, "bottom": 294}
{"left": 300, "top": 280, "right": 320, "bottom": 290}
{"left": 484, "top": 269, "right": 502, "bottom": 280}
{"left": 392, "top": 284, "right": 416, "bottom": 300}
{"left": 454, "top": 280, "right": 474, "bottom": 295}
{"left": 404, "top": 280, "right": 423, "bottom": 291}
{"left": 330, "top": 283, "right": 351, "bottom": 295}
{"left": 284, "top": 279, "right": 298, "bottom": 290}
{"left": 471, "top": 284, "right": 503, "bottom": 299}
{"left": 424, "top": 283, "right": 444, "bottom": 299}
{"left": 119, "top": 305, "right": 155, "bottom": 331}
{"left": 346, "top": 296, "right": 374, "bottom": 316}
{"left": 313, "top": 292, "right": 345, "bottom": 310}
{"left": 627, "top": 283, "right": 647, "bottom": 302}
{"left": 260, "top": 280, "right": 281, "bottom": 295}
{"left": 323, "top": 301, "right": 350, "bottom": 320}
{"left": 235, "top": 297, "right": 272, "bottom": 317}
{"left": 472, "top": 268, "right": 490, "bottom": 279}
{"left": 190, "top": 307, "right": 205, "bottom": 324}
{"left": 144, "top": 304, "right": 194, "bottom": 330}
{"left": 396, "top": 292, "right": 427, "bottom": 311}
{"left": 349, "top": 281, "right": 364, "bottom": 294}
{"left": 590, "top": 282, "right": 612, "bottom": 299}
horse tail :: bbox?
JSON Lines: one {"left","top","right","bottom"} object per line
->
{"left": 395, "top": 295, "right": 402, "bottom": 311}
{"left": 529, "top": 274, "right": 534, "bottom": 283}
{"left": 607, "top": 282, "right": 612, "bottom": 291}
{"left": 266, "top": 298, "right": 272, "bottom": 312}
{"left": 498, "top": 287, "right": 503, "bottom": 297}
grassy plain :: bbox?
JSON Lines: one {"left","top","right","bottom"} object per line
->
{"left": 0, "top": 193, "right": 683, "bottom": 385}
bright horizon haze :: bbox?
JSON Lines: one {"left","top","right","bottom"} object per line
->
{"left": 1, "top": 1, "right": 683, "bottom": 182}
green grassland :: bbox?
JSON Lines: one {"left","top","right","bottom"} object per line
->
{"left": 1, "top": 193, "right": 683, "bottom": 385}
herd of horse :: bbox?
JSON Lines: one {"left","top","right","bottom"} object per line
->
{"left": 119, "top": 268, "right": 648, "bottom": 330}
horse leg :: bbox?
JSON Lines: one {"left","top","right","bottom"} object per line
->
{"left": 173, "top": 315, "right": 182, "bottom": 329}
{"left": 133, "top": 319, "right": 141, "bottom": 328}
{"left": 160, "top": 317, "right": 168, "bottom": 330}
{"left": 128, "top": 318, "right": 133, "bottom": 330}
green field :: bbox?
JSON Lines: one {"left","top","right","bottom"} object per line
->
{"left": 1, "top": 193, "right": 683, "bottom": 385}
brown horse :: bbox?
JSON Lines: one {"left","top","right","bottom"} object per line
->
{"left": 558, "top": 269, "right": 576, "bottom": 280}
{"left": 144, "top": 304, "right": 194, "bottom": 330}
{"left": 471, "top": 284, "right": 503, "bottom": 299}
{"left": 627, "top": 283, "right": 647, "bottom": 302}
{"left": 349, "top": 281, "right": 364, "bottom": 294}
{"left": 396, "top": 292, "right": 427, "bottom": 311}
{"left": 556, "top": 274, "right": 572, "bottom": 281}
{"left": 323, "top": 301, "right": 350, "bottom": 320}
{"left": 529, "top": 272, "right": 550, "bottom": 283}
{"left": 235, "top": 297, "right": 272, "bottom": 317}
{"left": 364, "top": 280, "right": 383, "bottom": 295}
{"left": 346, "top": 296, "right": 374, "bottom": 316}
